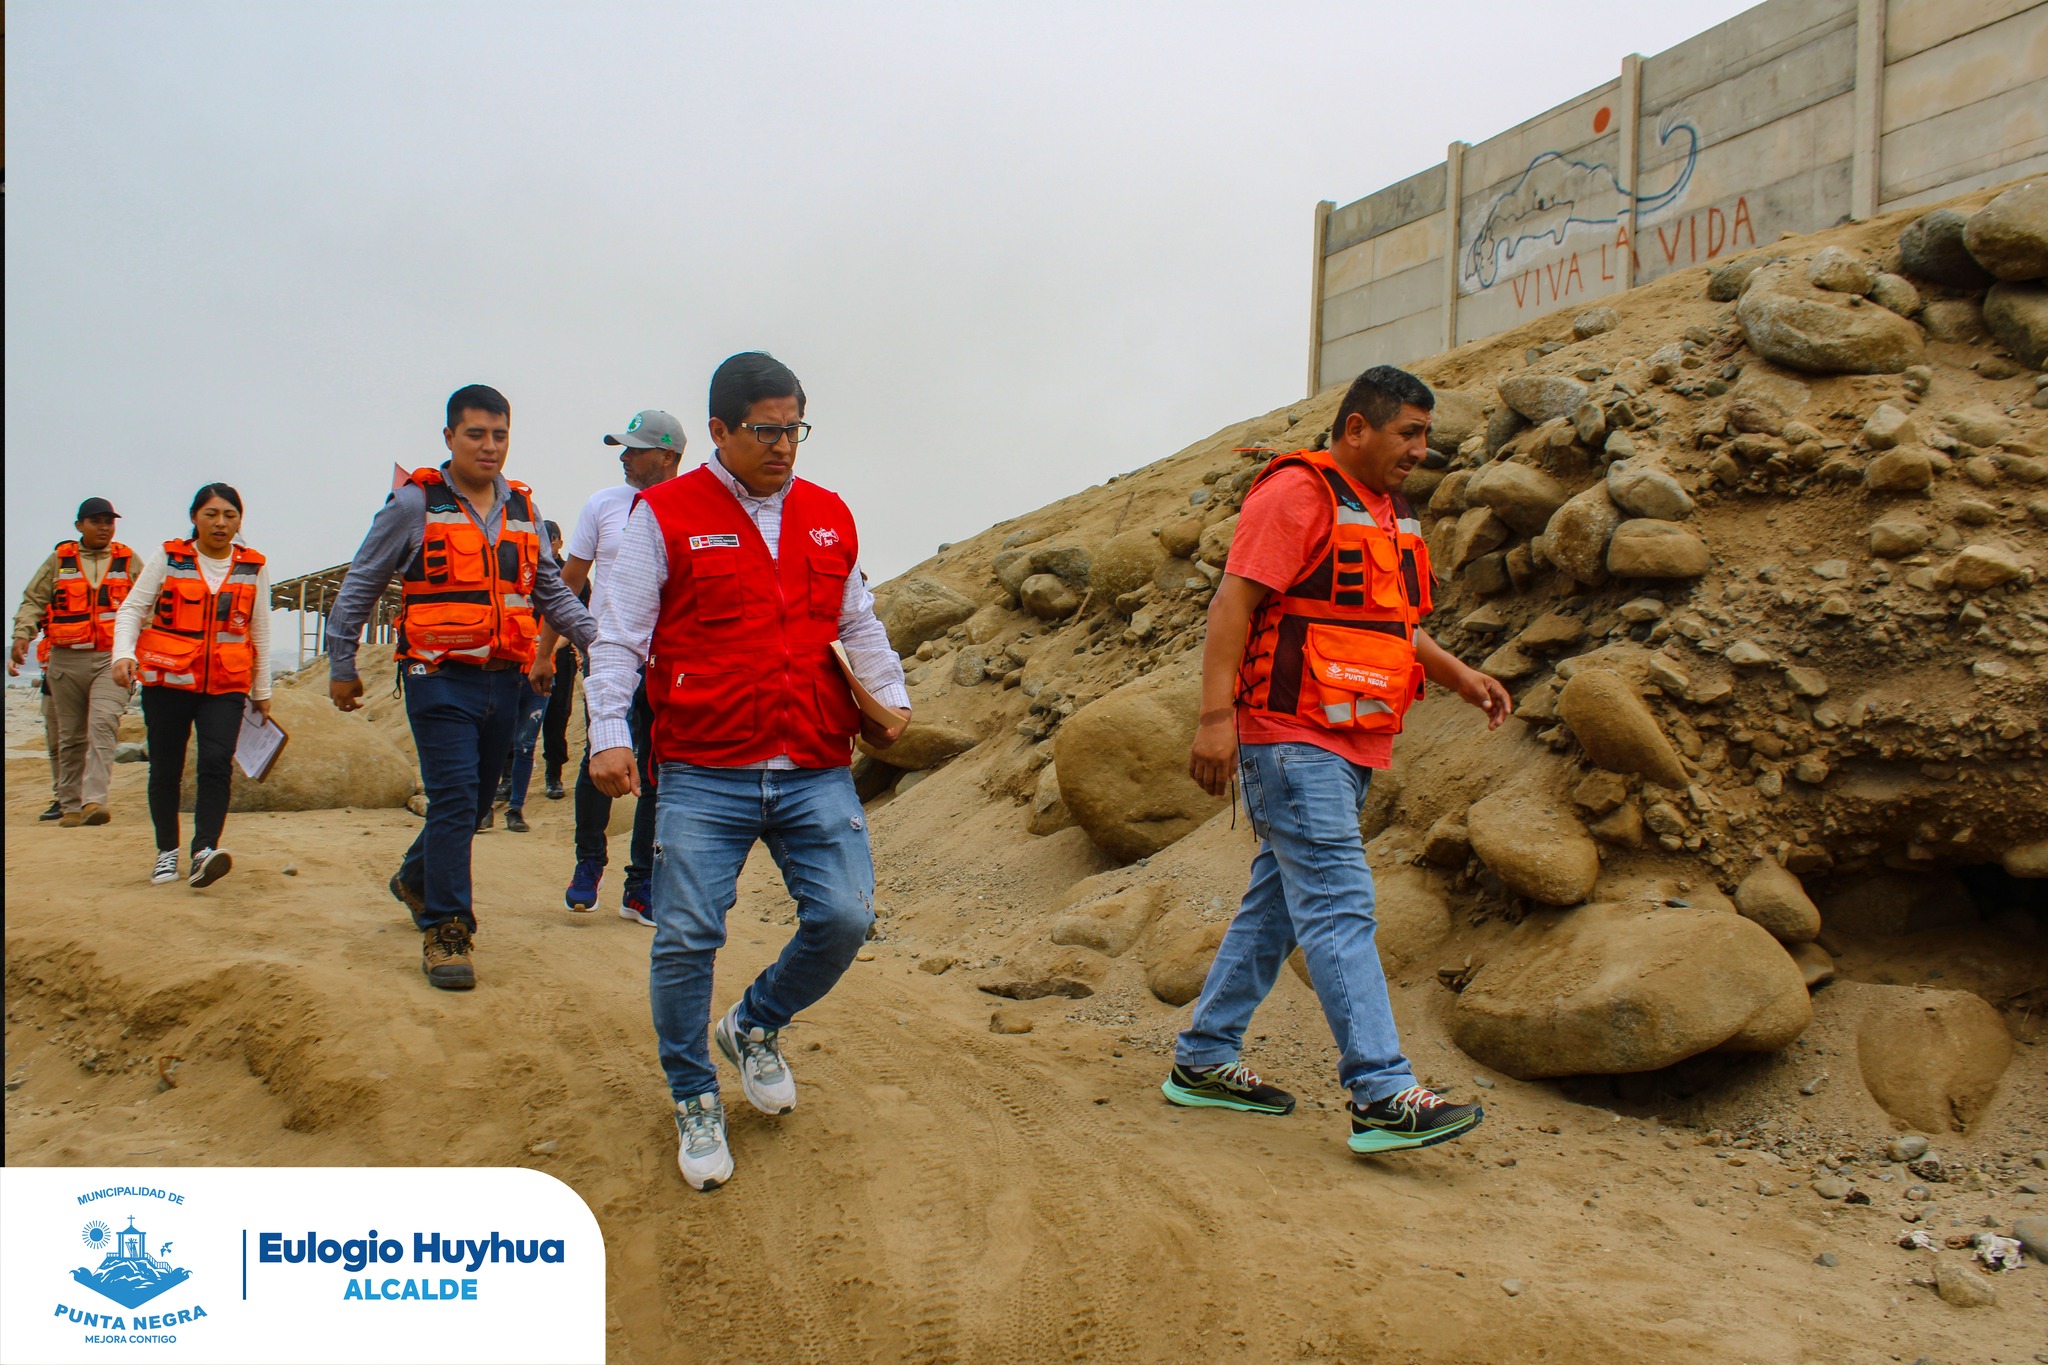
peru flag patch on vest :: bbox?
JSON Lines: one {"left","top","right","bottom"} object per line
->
{"left": 689, "top": 534, "right": 742, "bottom": 550}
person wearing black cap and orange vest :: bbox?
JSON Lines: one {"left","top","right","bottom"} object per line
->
{"left": 326, "top": 384, "right": 597, "bottom": 991}
{"left": 1166, "top": 365, "right": 1511, "bottom": 1158}
{"left": 11, "top": 497, "right": 139, "bottom": 827}
{"left": 111, "top": 483, "right": 271, "bottom": 888}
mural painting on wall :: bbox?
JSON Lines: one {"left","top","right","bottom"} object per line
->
{"left": 1460, "top": 108, "right": 1754, "bottom": 312}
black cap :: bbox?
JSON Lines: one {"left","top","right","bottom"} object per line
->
{"left": 76, "top": 498, "right": 120, "bottom": 520}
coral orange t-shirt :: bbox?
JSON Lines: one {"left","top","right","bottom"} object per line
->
{"left": 1224, "top": 465, "right": 1432, "bottom": 770}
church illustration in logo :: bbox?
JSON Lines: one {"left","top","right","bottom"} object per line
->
{"left": 72, "top": 1216, "right": 192, "bottom": 1308}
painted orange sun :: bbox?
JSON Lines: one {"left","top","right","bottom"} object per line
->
{"left": 1593, "top": 106, "right": 1612, "bottom": 134}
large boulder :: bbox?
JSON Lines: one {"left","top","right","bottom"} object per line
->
{"left": 1607, "top": 519, "right": 1711, "bottom": 579}
{"left": 187, "top": 682, "right": 416, "bottom": 813}
{"left": 1148, "top": 922, "right": 1227, "bottom": 1006}
{"left": 1898, "top": 208, "right": 1996, "bottom": 290}
{"left": 1497, "top": 374, "right": 1590, "bottom": 425}
{"left": 1735, "top": 259, "right": 1924, "bottom": 374}
{"left": 1856, "top": 988, "right": 2013, "bottom": 1133}
{"left": 1733, "top": 858, "right": 1822, "bottom": 944}
{"left": 1961, "top": 181, "right": 2048, "bottom": 282}
{"left": 1050, "top": 884, "right": 1166, "bottom": 957}
{"left": 1019, "top": 573, "right": 1080, "bottom": 620}
{"left": 1441, "top": 507, "right": 1511, "bottom": 569}
{"left": 1026, "top": 762, "right": 1074, "bottom": 835}
{"left": 1055, "top": 670, "right": 1225, "bottom": 862}
{"left": 1196, "top": 515, "right": 1239, "bottom": 568}
{"left": 1426, "top": 389, "right": 1489, "bottom": 455}
{"left": 1543, "top": 484, "right": 1622, "bottom": 586}
{"left": 1028, "top": 544, "right": 1095, "bottom": 589}
{"left": 1466, "top": 787, "right": 1601, "bottom": 905}
{"left": 1469, "top": 462, "right": 1570, "bottom": 536}
{"left": 1556, "top": 669, "right": 1689, "bottom": 789}
{"left": 1088, "top": 529, "right": 1168, "bottom": 609}
{"left": 874, "top": 576, "right": 977, "bottom": 655}
{"left": 977, "top": 946, "right": 1107, "bottom": 1001}
{"left": 1451, "top": 902, "right": 1813, "bottom": 1079}
{"left": 859, "top": 718, "right": 979, "bottom": 770}
{"left": 1983, "top": 281, "right": 2048, "bottom": 370}
{"left": 1606, "top": 459, "right": 1695, "bottom": 521}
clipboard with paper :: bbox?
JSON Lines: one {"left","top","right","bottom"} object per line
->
{"left": 235, "top": 699, "right": 290, "bottom": 781}
{"left": 830, "top": 641, "right": 909, "bottom": 744}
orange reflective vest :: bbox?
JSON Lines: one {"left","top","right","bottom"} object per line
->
{"left": 1235, "top": 449, "right": 1433, "bottom": 734}
{"left": 135, "top": 540, "right": 266, "bottom": 694}
{"left": 37, "top": 540, "right": 137, "bottom": 661}
{"left": 396, "top": 468, "right": 542, "bottom": 667}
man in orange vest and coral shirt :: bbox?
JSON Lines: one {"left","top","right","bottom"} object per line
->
{"left": 1169, "top": 365, "right": 1511, "bottom": 1156}
{"left": 10, "top": 497, "right": 137, "bottom": 826}
{"left": 328, "top": 385, "right": 598, "bottom": 991}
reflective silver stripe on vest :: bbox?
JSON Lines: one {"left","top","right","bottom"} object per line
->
{"left": 1396, "top": 517, "right": 1422, "bottom": 535}
{"left": 1335, "top": 505, "right": 1378, "bottom": 527}
{"left": 1322, "top": 699, "right": 1396, "bottom": 724}
{"left": 154, "top": 671, "right": 198, "bottom": 687}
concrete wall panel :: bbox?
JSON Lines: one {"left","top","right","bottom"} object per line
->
{"left": 1886, "top": 0, "right": 2040, "bottom": 62}
{"left": 1642, "top": 0, "right": 1855, "bottom": 110}
{"left": 1325, "top": 164, "right": 1446, "bottom": 256}
{"left": 1640, "top": 25, "right": 1854, "bottom": 174}
{"left": 1321, "top": 260, "right": 1442, "bottom": 344}
{"left": 1882, "top": 5, "right": 2048, "bottom": 132}
{"left": 1880, "top": 76, "right": 2048, "bottom": 203}
{"left": 1312, "top": 0, "right": 2048, "bottom": 394}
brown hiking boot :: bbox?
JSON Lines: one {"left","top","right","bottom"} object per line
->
{"left": 389, "top": 872, "right": 426, "bottom": 920}
{"left": 80, "top": 803, "right": 111, "bottom": 826}
{"left": 58, "top": 809, "right": 84, "bottom": 827}
{"left": 421, "top": 920, "right": 476, "bottom": 990}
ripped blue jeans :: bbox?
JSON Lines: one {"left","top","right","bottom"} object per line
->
{"left": 648, "top": 763, "right": 875, "bottom": 1102}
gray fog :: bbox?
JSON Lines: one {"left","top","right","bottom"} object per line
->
{"left": 5, "top": 1, "right": 1756, "bottom": 640}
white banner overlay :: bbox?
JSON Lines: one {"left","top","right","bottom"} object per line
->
{"left": 0, "top": 1168, "right": 603, "bottom": 1364}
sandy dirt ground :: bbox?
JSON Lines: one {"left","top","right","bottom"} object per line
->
{"left": 4, "top": 715, "right": 2043, "bottom": 1365}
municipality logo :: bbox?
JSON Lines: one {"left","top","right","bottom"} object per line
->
{"left": 72, "top": 1215, "right": 192, "bottom": 1309}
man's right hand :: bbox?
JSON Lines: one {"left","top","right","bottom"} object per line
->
{"left": 8, "top": 639, "right": 27, "bottom": 676}
{"left": 330, "top": 678, "right": 365, "bottom": 712}
{"left": 527, "top": 653, "right": 556, "bottom": 696}
{"left": 1188, "top": 717, "right": 1238, "bottom": 798}
{"left": 589, "top": 746, "right": 640, "bottom": 798}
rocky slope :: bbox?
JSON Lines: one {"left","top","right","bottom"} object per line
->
{"left": 859, "top": 179, "right": 2048, "bottom": 1146}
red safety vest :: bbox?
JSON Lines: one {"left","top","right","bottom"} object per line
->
{"left": 1235, "top": 449, "right": 1433, "bottom": 734}
{"left": 396, "top": 468, "right": 543, "bottom": 667}
{"left": 134, "top": 540, "right": 266, "bottom": 694}
{"left": 641, "top": 467, "right": 862, "bottom": 768}
{"left": 38, "top": 540, "right": 137, "bottom": 661}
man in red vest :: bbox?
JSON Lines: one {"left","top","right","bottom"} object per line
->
{"left": 1169, "top": 365, "right": 1510, "bottom": 1156}
{"left": 587, "top": 352, "right": 909, "bottom": 1191}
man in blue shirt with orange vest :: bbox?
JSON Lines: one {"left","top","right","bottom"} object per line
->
{"left": 586, "top": 352, "right": 910, "bottom": 1192}
{"left": 1170, "top": 365, "right": 1511, "bottom": 1155}
{"left": 328, "top": 384, "right": 598, "bottom": 991}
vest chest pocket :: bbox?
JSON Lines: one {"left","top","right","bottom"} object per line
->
{"left": 429, "top": 522, "right": 491, "bottom": 586}
{"left": 691, "top": 549, "right": 742, "bottom": 622}
{"left": 807, "top": 552, "right": 848, "bottom": 621}
{"left": 160, "top": 577, "right": 212, "bottom": 632}
{"left": 1301, "top": 624, "right": 1422, "bottom": 734}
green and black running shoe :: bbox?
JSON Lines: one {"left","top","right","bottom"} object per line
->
{"left": 1347, "top": 1085, "right": 1482, "bottom": 1153}
{"left": 1161, "top": 1061, "right": 1296, "bottom": 1115}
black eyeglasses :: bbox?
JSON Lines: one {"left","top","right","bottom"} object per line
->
{"left": 738, "top": 421, "right": 812, "bottom": 445}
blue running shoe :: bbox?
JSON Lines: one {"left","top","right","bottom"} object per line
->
{"left": 565, "top": 857, "right": 603, "bottom": 913}
{"left": 621, "top": 878, "right": 654, "bottom": 927}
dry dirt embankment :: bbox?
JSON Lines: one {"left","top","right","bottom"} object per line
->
{"left": 8, "top": 182, "right": 2048, "bottom": 1363}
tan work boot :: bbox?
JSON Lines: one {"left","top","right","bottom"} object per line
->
{"left": 58, "top": 810, "right": 84, "bottom": 827}
{"left": 421, "top": 920, "right": 476, "bottom": 991}
{"left": 80, "top": 803, "right": 110, "bottom": 826}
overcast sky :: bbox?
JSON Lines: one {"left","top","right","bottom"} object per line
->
{"left": 6, "top": 0, "right": 1758, "bottom": 645}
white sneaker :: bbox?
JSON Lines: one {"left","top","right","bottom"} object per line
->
{"left": 151, "top": 850, "right": 179, "bottom": 885}
{"left": 674, "top": 1093, "right": 733, "bottom": 1191}
{"left": 714, "top": 1005, "right": 797, "bottom": 1116}
{"left": 189, "top": 848, "right": 232, "bottom": 888}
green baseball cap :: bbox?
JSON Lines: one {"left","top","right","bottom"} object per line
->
{"left": 603, "top": 409, "right": 686, "bottom": 450}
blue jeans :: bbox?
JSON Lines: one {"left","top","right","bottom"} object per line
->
{"left": 649, "top": 764, "right": 875, "bottom": 1101}
{"left": 398, "top": 663, "right": 523, "bottom": 929}
{"left": 1174, "top": 742, "right": 1417, "bottom": 1105}
{"left": 504, "top": 681, "right": 548, "bottom": 809}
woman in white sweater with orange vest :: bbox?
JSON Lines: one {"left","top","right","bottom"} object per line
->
{"left": 113, "top": 483, "right": 271, "bottom": 889}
